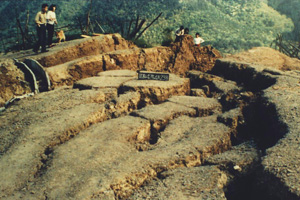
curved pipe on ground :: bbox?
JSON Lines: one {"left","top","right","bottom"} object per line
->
{"left": 24, "top": 58, "right": 52, "bottom": 91}
{"left": 13, "top": 58, "right": 39, "bottom": 94}
{"left": 4, "top": 93, "right": 35, "bottom": 109}
{"left": 1, "top": 59, "right": 39, "bottom": 112}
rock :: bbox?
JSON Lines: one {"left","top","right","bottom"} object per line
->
{"left": 234, "top": 165, "right": 242, "bottom": 172}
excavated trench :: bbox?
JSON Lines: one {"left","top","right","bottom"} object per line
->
{"left": 196, "top": 66, "right": 288, "bottom": 200}
{"left": 109, "top": 68, "right": 288, "bottom": 199}
{"left": 221, "top": 96, "right": 288, "bottom": 200}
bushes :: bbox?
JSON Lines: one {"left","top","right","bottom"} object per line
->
{"left": 0, "top": 0, "right": 296, "bottom": 53}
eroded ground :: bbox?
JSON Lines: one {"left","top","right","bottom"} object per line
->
{"left": 0, "top": 35, "right": 300, "bottom": 200}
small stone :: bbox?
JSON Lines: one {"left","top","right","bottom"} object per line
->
{"left": 233, "top": 165, "right": 242, "bottom": 172}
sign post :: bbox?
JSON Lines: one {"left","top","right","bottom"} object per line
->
{"left": 138, "top": 71, "right": 169, "bottom": 81}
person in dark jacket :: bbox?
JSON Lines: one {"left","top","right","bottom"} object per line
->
{"left": 175, "top": 26, "right": 184, "bottom": 42}
{"left": 33, "top": 3, "right": 48, "bottom": 53}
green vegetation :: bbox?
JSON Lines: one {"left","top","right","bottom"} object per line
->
{"left": 268, "top": 0, "right": 300, "bottom": 41}
{"left": 0, "top": 0, "right": 297, "bottom": 54}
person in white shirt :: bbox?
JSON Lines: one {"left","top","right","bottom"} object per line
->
{"left": 46, "top": 4, "right": 58, "bottom": 47}
{"left": 194, "top": 33, "right": 205, "bottom": 47}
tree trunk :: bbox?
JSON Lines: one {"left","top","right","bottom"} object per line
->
{"left": 135, "top": 12, "right": 163, "bottom": 41}
{"left": 127, "top": 19, "right": 134, "bottom": 38}
{"left": 86, "top": 0, "right": 93, "bottom": 34}
{"left": 77, "top": 17, "right": 85, "bottom": 34}
{"left": 128, "top": 19, "right": 145, "bottom": 40}
{"left": 25, "top": 10, "right": 29, "bottom": 37}
{"left": 16, "top": 18, "right": 26, "bottom": 49}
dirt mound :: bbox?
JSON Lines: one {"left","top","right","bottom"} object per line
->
{"left": 171, "top": 35, "right": 222, "bottom": 73}
{"left": 39, "top": 34, "right": 221, "bottom": 87}
{"left": 0, "top": 59, "right": 31, "bottom": 107}
{"left": 1, "top": 34, "right": 221, "bottom": 106}
{"left": 225, "top": 47, "right": 300, "bottom": 71}
{"left": 29, "top": 34, "right": 137, "bottom": 68}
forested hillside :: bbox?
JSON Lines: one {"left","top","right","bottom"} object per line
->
{"left": 268, "top": 0, "right": 300, "bottom": 41}
{"left": 0, "top": 0, "right": 296, "bottom": 53}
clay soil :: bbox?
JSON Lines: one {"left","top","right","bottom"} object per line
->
{"left": 225, "top": 47, "right": 300, "bottom": 71}
{"left": 0, "top": 59, "right": 31, "bottom": 106}
{"left": 1, "top": 34, "right": 300, "bottom": 200}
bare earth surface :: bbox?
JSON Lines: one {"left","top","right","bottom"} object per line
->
{"left": 0, "top": 59, "right": 31, "bottom": 105}
{"left": 1, "top": 35, "right": 300, "bottom": 200}
{"left": 225, "top": 47, "right": 300, "bottom": 71}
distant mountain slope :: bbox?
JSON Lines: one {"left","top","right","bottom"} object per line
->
{"left": 268, "top": 0, "right": 300, "bottom": 41}
{"left": 143, "top": 0, "right": 293, "bottom": 53}
{"left": 0, "top": 0, "right": 295, "bottom": 53}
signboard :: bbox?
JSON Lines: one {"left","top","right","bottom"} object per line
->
{"left": 138, "top": 71, "right": 169, "bottom": 81}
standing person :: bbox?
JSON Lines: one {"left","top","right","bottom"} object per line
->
{"left": 194, "top": 33, "right": 205, "bottom": 47}
{"left": 47, "top": 4, "right": 58, "bottom": 48}
{"left": 175, "top": 26, "right": 184, "bottom": 42}
{"left": 184, "top": 28, "right": 189, "bottom": 35}
{"left": 33, "top": 4, "right": 48, "bottom": 53}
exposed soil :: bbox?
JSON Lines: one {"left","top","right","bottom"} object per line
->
{"left": 225, "top": 47, "right": 300, "bottom": 71}
{"left": 1, "top": 34, "right": 300, "bottom": 200}
{"left": 0, "top": 59, "right": 31, "bottom": 107}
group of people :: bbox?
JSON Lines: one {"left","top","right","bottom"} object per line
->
{"left": 33, "top": 4, "right": 58, "bottom": 53}
{"left": 175, "top": 26, "right": 205, "bottom": 47}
